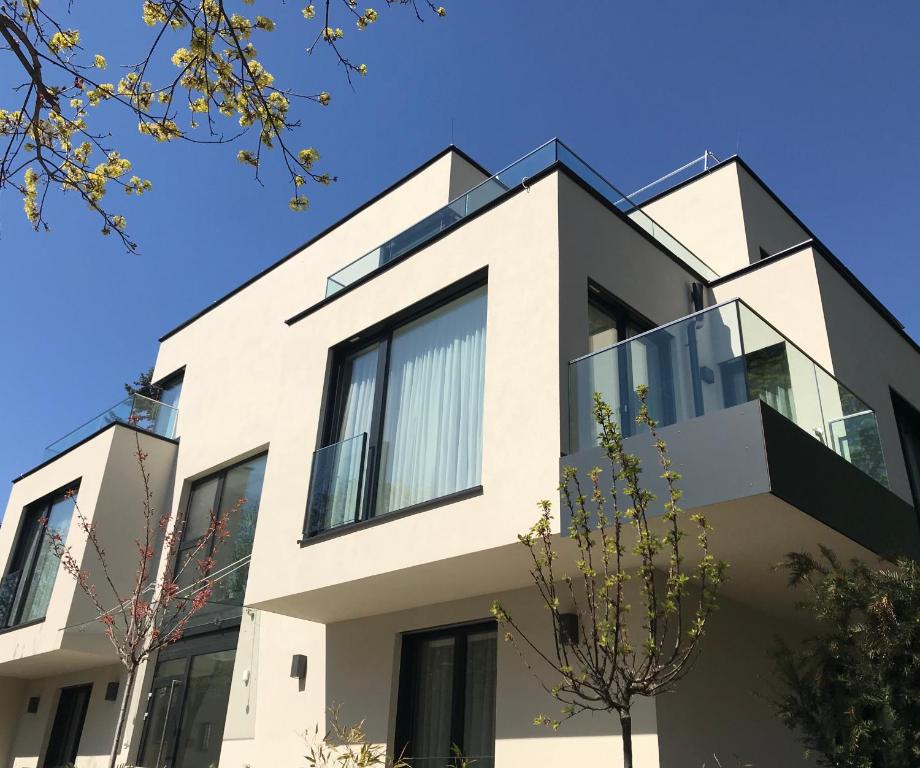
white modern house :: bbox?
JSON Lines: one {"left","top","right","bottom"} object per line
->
{"left": 1, "top": 139, "right": 919, "bottom": 768}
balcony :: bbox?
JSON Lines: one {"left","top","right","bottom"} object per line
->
{"left": 568, "top": 299, "right": 888, "bottom": 487}
{"left": 44, "top": 393, "right": 178, "bottom": 459}
{"left": 0, "top": 423, "right": 179, "bottom": 676}
{"left": 325, "top": 139, "right": 718, "bottom": 297}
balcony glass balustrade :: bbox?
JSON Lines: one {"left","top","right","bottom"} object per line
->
{"left": 568, "top": 299, "right": 889, "bottom": 487}
{"left": 304, "top": 433, "right": 368, "bottom": 537}
{"left": 325, "top": 139, "right": 718, "bottom": 297}
{"left": 44, "top": 393, "right": 179, "bottom": 458}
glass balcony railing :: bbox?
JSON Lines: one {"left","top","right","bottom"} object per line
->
{"left": 568, "top": 299, "right": 889, "bottom": 487}
{"left": 304, "top": 433, "right": 368, "bottom": 537}
{"left": 44, "top": 393, "right": 179, "bottom": 458}
{"left": 325, "top": 140, "right": 718, "bottom": 297}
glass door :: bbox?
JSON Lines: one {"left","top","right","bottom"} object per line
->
{"left": 137, "top": 629, "right": 239, "bottom": 768}
{"left": 43, "top": 684, "right": 92, "bottom": 768}
{"left": 138, "top": 659, "right": 188, "bottom": 768}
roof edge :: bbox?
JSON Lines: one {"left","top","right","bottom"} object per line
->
{"left": 158, "top": 144, "right": 490, "bottom": 343}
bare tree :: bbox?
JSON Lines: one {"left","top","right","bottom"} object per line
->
{"left": 0, "top": 0, "right": 447, "bottom": 250}
{"left": 491, "top": 388, "right": 728, "bottom": 768}
{"left": 41, "top": 414, "right": 241, "bottom": 768}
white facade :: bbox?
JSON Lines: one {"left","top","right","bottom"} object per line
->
{"left": 1, "top": 142, "right": 918, "bottom": 768}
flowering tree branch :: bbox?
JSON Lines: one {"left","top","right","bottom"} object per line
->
{"left": 491, "top": 387, "right": 728, "bottom": 768}
{"left": 0, "top": 0, "right": 447, "bottom": 251}
{"left": 41, "top": 412, "right": 241, "bottom": 768}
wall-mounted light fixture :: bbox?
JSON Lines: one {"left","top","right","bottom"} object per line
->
{"left": 105, "top": 681, "right": 120, "bottom": 701}
{"left": 26, "top": 697, "right": 40, "bottom": 714}
{"left": 557, "top": 613, "right": 579, "bottom": 646}
{"left": 290, "top": 654, "right": 308, "bottom": 679}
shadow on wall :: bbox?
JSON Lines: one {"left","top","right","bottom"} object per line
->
{"left": 323, "top": 585, "right": 657, "bottom": 752}
{"left": 655, "top": 593, "right": 810, "bottom": 768}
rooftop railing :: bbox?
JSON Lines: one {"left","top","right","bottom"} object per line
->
{"left": 44, "top": 393, "right": 178, "bottom": 458}
{"left": 325, "top": 139, "right": 718, "bottom": 297}
{"left": 568, "top": 299, "right": 889, "bottom": 487}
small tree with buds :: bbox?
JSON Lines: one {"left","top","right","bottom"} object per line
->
{"left": 491, "top": 388, "right": 728, "bottom": 768}
{"left": 42, "top": 417, "right": 240, "bottom": 768}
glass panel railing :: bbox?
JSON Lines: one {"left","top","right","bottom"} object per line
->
{"left": 304, "top": 433, "right": 368, "bottom": 537}
{"left": 325, "top": 140, "right": 717, "bottom": 296}
{"left": 569, "top": 303, "right": 743, "bottom": 452}
{"left": 44, "top": 393, "right": 179, "bottom": 458}
{"left": 0, "top": 571, "right": 22, "bottom": 628}
{"left": 555, "top": 144, "right": 718, "bottom": 281}
{"left": 569, "top": 300, "right": 889, "bottom": 487}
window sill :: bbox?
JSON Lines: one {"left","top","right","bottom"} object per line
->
{"left": 0, "top": 617, "right": 46, "bottom": 636}
{"left": 298, "top": 485, "right": 484, "bottom": 547}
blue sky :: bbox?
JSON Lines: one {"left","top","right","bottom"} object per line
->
{"left": 1, "top": 1, "right": 918, "bottom": 515}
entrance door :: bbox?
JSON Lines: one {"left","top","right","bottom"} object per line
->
{"left": 139, "top": 659, "right": 188, "bottom": 768}
{"left": 43, "top": 684, "right": 92, "bottom": 768}
{"left": 137, "top": 628, "right": 238, "bottom": 768}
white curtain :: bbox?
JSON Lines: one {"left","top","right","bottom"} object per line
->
{"left": 377, "top": 287, "right": 487, "bottom": 515}
{"left": 323, "top": 347, "right": 378, "bottom": 529}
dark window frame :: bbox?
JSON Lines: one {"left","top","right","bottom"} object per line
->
{"left": 170, "top": 452, "right": 268, "bottom": 601}
{"left": 891, "top": 387, "right": 920, "bottom": 518}
{"left": 306, "top": 271, "right": 488, "bottom": 536}
{"left": 585, "top": 281, "right": 677, "bottom": 432}
{"left": 136, "top": 626, "right": 240, "bottom": 768}
{"left": 394, "top": 619, "right": 497, "bottom": 767}
{"left": 587, "top": 279, "right": 655, "bottom": 346}
{"left": 43, "top": 682, "right": 93, "bottom": 768}
{"left": 0, "top": 480, "right": 80, "bottom": 630}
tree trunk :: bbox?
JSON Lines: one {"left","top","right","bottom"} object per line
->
{"left": 620, "top": 713, "right": 633, "bottom": 768}
{"left": 109, "top": 665, "right": 138, "bottom": 768}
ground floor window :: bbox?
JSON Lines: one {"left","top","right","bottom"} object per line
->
{"left": 395, "top": 622, "right": 497, "bottom": 768}
{"left": 137, "top": 628, "right": 238, "bottom": 768}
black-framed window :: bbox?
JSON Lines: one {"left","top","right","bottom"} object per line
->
{"left": 305, "top": 283, "right": 488, "bottom": 536}
{"left": 174, "top": 454, "right": 267, "bottom": 608}
{"left": 583, "top": 282, "right": 675, "bottom": 436}
{"left": 0, "top": 483, "right": 79, "bottom": 629}
{"left": 587, "top": 282, "right": 653, "bottom": 354}
{"left": 395, "top": 622, "right": 497, "bottom": 768}
{"left": 892, "top": 390, "right": 920, "bottom": 513}
{"left": 136, "top": 627, "right": 239, "bottom": 768}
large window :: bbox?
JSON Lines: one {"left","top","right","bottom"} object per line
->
{"left": 892, "top": 390, "right": 920, "bottom": 513}
{"left": 306, "top": 285, "right": 488, "bottom": 536}
{"left": 0, "top": 484, "right": 78, "bottom": 629}
{"left": 175, "top": 454, "right": 267, "bottom": 608}
{"left": 395, "top": 622, "right": 497, "bottom": 768}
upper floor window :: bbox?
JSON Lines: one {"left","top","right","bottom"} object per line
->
{"left": 587, "top": 284, "right": 651, "bottom": 353}
{"left": 153, "top": 369, "right": 184, "bottom": 436}
{"left": 892, "top": 390, "right": 920, "bottom": 511}
{"left": 306, "top": 285, "right": 488, "bottom": 536}
{"left": 175, "top": 454, "right": 267, "bottom": 607}
{"left": 0, "top": 484, "right": 78, "bottom": 629}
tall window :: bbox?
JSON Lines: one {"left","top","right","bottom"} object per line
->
{"left": 395, "top": 622, "right": 497, "bottom": 768}
{"left": 0, "top": 485, "right": 78, "bottom": 629}
{"left": 175, "top": 454, "right": 267, "bottom": 608}
{"left": 307, "top": 285, "right": 488, "bottom": 536}
{"left": 892, "top": 390, "right": 920, "bottom": 513}
{"left": 153, "top": 370, "right": 184, "bottom": 436}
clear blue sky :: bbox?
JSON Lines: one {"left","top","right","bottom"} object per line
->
{"left": 1, "top": 1, "right": 918, "bottom": 516}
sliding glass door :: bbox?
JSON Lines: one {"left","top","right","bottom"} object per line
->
{"left": 395, "top": 622, "right": 497, "bottom": 768}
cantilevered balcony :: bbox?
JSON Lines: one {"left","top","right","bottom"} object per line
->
{"left": 568, "top": 298, "right": 888, "bottom": 486}
{"left": 564, "top": 299, "right": 920, "bottom": 570}
{"left": 44, "top": 393, "right": 178, "bottom": 459}
{"left": 324, "top": 139, "right": 718, "bottom": 297}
